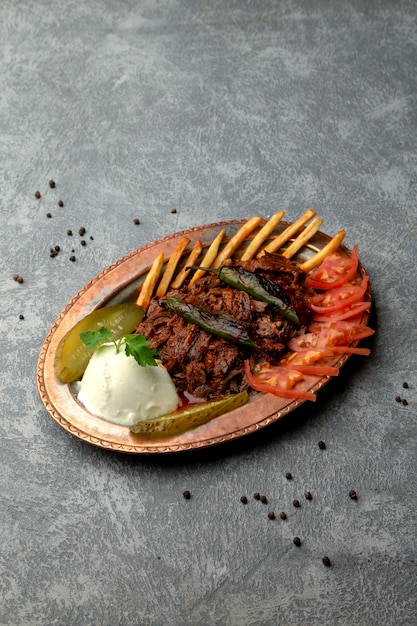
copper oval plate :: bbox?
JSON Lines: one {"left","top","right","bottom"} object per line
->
{"left": 36, "top": 220, "right": 371, "bottom": 454}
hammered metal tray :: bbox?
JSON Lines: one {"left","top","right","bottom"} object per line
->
{"left": 36, "top": 220, "right": 371, "bottom": 453}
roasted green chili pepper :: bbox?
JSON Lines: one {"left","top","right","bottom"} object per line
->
{"left": 161, "top": 297, "right": 260, "bottom": 349}
{"left": 187, "top": 265, "right": 299, "bottom": 324}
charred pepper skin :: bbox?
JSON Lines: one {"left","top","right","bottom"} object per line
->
{"left": 161, "top": 297, "right": 260, "bottom": 349}
{"left": 186, "top": 265, "right": 300, "bottom": 324}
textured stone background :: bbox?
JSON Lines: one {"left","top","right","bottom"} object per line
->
{"left": 0, "top": 1, "right": 416, "bottom": 625}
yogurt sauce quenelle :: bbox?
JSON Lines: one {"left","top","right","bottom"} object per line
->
{"left": 74, "top": 343, "right": 179, "bottom": 426}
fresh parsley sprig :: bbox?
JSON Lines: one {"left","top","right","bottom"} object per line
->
{"left": 80, "top": 327, "right": 158, "bottom": 367}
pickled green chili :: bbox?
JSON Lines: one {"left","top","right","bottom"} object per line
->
{"left": 187, "top": 265, "right": 299, "bottom": 324}
{"left": 161, "top": 297, "right": 260, "bottom": 349}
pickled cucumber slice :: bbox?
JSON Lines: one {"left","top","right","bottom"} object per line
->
{"left": 130, "top": 391, "right": 249, "bottom": 438}
{"left": 54, "top": 302, "right": 144, "bottom": 383}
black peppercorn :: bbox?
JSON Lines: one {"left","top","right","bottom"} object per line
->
{"left": 133, "top": 218, "right": 140, "bottom": 224}
{"left": 318, "top": 440, "right": 326, "bottom": 449}
{"left": 268, "top": 512, "right": 275, "bottom": 520}
{"left": 260, "top": 495, "right": 268, "bottom": 504}
{"left": 293, "top": 499, "right": 300, "bottom": 508}
{"left": 349, "top": 489, "right": 358, "bottom": 500}
{"left": 49, "top": 180, "right": 56, "bottom": 188}
{"left": 80, "top": 240, "right": 86, "bottom": 246}
{"left": 69, "top": 255, "right": 76, "bottom": 262}
{"left": 403, "top": 382, "right": 409, "bottom": 389}
{"left": 279, "top": 511, "right": 287, "bottom": 520}
{"left": 402, "top": 398, "right": 408, "bottom": 406}
{"left": 79, "top": 227, "right": 86, "bottom": 236}
{"left": 253, "top": 492, "right": 261, "bottom": 500}
{"left": 182, "top": 490, "right": 191, "bottom": 499}
{"left": 293, "top": 537, "right": 302, "bottom": 546}
{"left": 58, "top": 200, "right": 64, "bottom": 207}
{"left": 322, "top": 556, "right": 331, "bottom": 567}
{"left": 67, "top": 229, "right": 73, "bottom": 236}
{"left": 34, "top": 191, "right": 41, "bottom": 198}
{"left": 46, "top": 212, "right": 52, "bottom": 218}
{"left": 395, "top": 395, "right": 402, "bottom": 403}
{"left": 54, "top": 245, "right": 60, "bottom": 251}
{"left": 304, "top": 492, "right": 313, "bottom": 500}
{"left": 171, "top": 208, "right": 177, "bottom": 214}
{"left": 285, "top": 472, "right": 292, "bottom": 480}
{"left": 19, "top": 314, "right": 24, "bottom": 320}
{"left": 240, "top": 496, "right": 248, "bottom": 504}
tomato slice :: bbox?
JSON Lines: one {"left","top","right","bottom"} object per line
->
{"left": 305, "top": 245, "right": 359, "bottom": 290}
{"left": 288, "top": 364, "right": 339, "bottom": 376}
{"left": 309, "top": 276, "right": 369, "bottom": 314}
{"left": 244, "top": 361, "right": 317, "bottom": 402}
{"left": 312, "top": 300, "right": 370, "bottom": 322}
{"left": 308, "top": 321, "right": 375, "bottom": 343}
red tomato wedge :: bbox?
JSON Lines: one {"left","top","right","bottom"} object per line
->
{"left": 309, "top": 276, "right": 369, "bottom": 314}
{"left": 244, "top": 361, "right": 317, "bottom": 402}
{"left": 305, "top": 245, "right": 359, "bottom": 290}
{"left": 312, "top": 300, "right": 370, "bottom": 322}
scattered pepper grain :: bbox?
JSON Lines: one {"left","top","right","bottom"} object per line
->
{"left": 46, "top": 212, "right": 52, "bottom": 218}
{"left": 58, "top": 200, "right": 64, "bottom": 207}
{"left": 304, "top": 492, "right": 313, "bottom": 500}
{"left": 268, "top": 511, "right": 275, "bottom": 520}
{"left": 279, "top": 511, "right": 287, "bottom": 520}
{"left": 19, "top": 314, "right": 24, "bottom": 320}
{"left": 69, "top": 255, "right": 76, "bottom": 262}
{"left": 171, "top": 208, "right": 177, "bottom": 214}
{"left": 318, "top": 440, "right": 326, "bottom": 449}
{"left": 80, "top": 240, "right": 86, "bottom": 246}
{"left": 240, "top": 496, "right": 248, "bottom": 504}
{"left": 49, "top": 180, "right": 56, "bottom": 188}
{"left": 133, "top": 218, "right": 140, "bottom": 225}
{"left": 67, "top": 229, "right": 73, "bottom": 236}
{"left": 285, "top": 472, "right": 292, "bottom": 480}
{"left": 349, "top": 489, "right": 358, "bottom": 500}
{"left": 260, "top": 495, "right": 268, "bottom": 504}
{"left": 13, "top": 274, "right": 24, "bottom": 283}
{"left": 403, "top": 382, "right": 409, "bottom": 389}
{"left": 79, "top": 227, "right": 86, "bottom": 236}
{"left": 34, "top": 191, "right": 41, "bottom": 198}
{"left": 293, "top": 537, "right": 302, "bottom": 546}
{"left": 395, "top": 395, "right": 402, "bottom": 403}
{"left": 253, "top": 492, "right": 261, "bottom": 501}
{"left": 293, "top": 499, "right": 300, "bottom": 508}
{"left": 402, "top": 398, "right": 408, "bottom": 406}
{"left": 182, "top": 490, "right": 191, "bottom": 500}
{"left": 322, "top": 556, "right": 331, "bottom": 567}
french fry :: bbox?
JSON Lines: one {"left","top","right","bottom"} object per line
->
{"left": 282, "top": 217, "right": 323, "bottom": 259}
{"left": 240, "top": 211, "right": 285, "bottom": 261}
{"left": 258, "top": 209, "right": 317, "bottom": 256}
{"left": 136, "top": 251, "right": 164, "bottom": 311}
{"left": 300, "top": 230, "right": 346, "bottom": 272}
{"left": 213, "top": 216, "right": 263, "bottom": 268}
{"left": 170, "top": 239, "right": 203, "bottom": 289}
{"left": 155, "top": 237, "right": 190, "bottom": 297}
{"left": 188, "top": 228, "right": 226, "bottom": 286}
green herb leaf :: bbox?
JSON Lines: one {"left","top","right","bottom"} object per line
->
{"left": 123, "top": 334, "right": 158, "bottom": 367}
{"left": 80, "top": 326, "right": 113, "bottom": 349}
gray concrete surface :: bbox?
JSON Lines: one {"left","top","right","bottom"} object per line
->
{"left": 1, "top": 1, "right": 416, "bottom": 624}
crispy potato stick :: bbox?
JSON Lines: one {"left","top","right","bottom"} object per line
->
{"left": 258, "top": 209, "right": 317, "bottom": 256}
{"left": 188, "top": 228, "right": 226, "bottom": 286}
{"left": 155, "top": 237, "right": 190, "bottom": 297}
{"left": 300, "top": 230, "right": 346, "bottom": 272}
{"left": 170, "top": 239, "right": 203, "bottom": 289}
{"left": 282, "top": 217, "right": 323, "bottom": 259}
{"left": 240, "top": 211, "right": 285, "bottom": 261}
{"left": 136, "top": 251, "right": 164, "bottom": 311}
{"left": 213, "top": 216, "right": 263, "bottom": 268}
